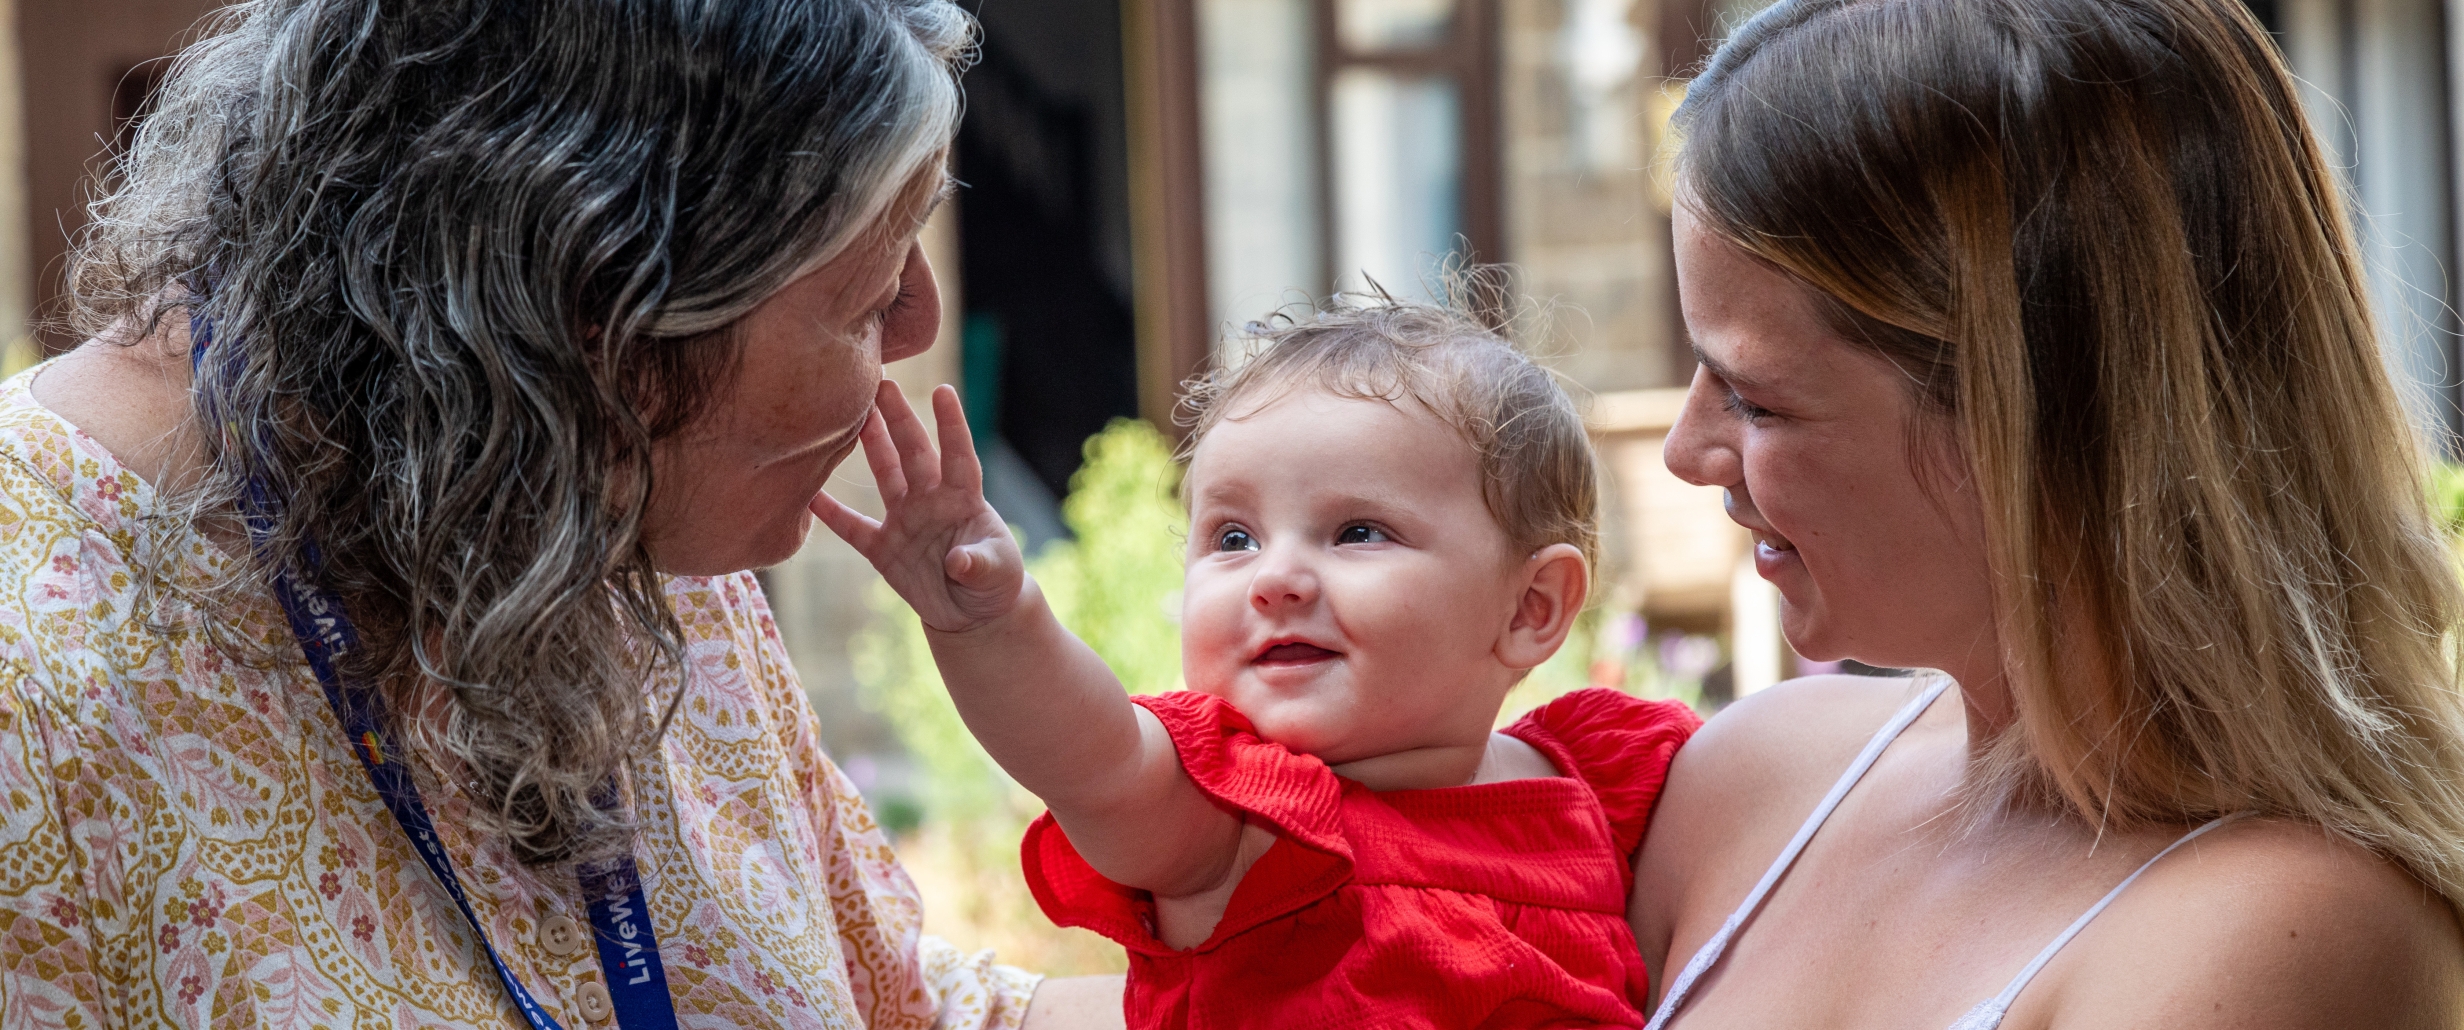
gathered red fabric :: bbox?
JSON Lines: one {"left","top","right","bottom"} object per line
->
{"left": 1022, "top": 688, "right": 1701, "bottom": 1030}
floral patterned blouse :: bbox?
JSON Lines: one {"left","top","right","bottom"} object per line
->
{"left": 0, "top": 367, "right": 1039, "bottom": 1029}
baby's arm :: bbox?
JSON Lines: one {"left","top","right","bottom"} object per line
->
{"left": 815, "top": 382, "right": 1243, "bottom": 899}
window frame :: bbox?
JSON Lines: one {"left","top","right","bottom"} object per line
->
{"left": 1310, "top": 0, "right": 1505, "bottom": 296}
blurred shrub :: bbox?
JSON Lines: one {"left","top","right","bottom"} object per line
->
{"left": 1034, "top": 419, "right": 1187, "bottom": 697}
{"left": 2434, "top": 463, "right": 2464, "bottom": 538}
{"left": 853, "top": 418, "right": 1184, "bottom": 977}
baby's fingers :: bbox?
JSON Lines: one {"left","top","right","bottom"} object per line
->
{"left": 810, "top": 490, "right": 881, "bottom": 549}
{"left": 931, "top": 385, "right": 984, "bottom": 493}
{"left": 857, "top": 405, "right": 906, "bottom": 504}
{"left": 875, "top": 380, "right": 942, "bottom": 494}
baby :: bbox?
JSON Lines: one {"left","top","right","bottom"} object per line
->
{"left": 818, "top": 300, "right": 1700, "bottom": 1029}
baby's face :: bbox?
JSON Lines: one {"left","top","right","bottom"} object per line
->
{"left": 1181, "top": 388, "right": 1530, "bottom": 765}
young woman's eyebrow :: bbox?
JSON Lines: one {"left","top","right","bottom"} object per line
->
{"left": 1690, "top": 343, "right": 1768, "bottom": 392}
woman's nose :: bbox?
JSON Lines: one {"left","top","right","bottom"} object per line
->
{"left": 1664, "top": 365, "right": 1744, "bottom": 488}
{"left": 1249, "top": 549, "right": 1320, "bottom": 612}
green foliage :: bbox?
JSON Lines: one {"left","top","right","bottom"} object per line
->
{"left": 2434, "top": 463, "right": 2464, "bottom": 538}
{"left": 1035, "top": 419, "right": 1187, "bottom": 696}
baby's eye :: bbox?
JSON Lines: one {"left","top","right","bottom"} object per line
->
{"left": 1336, "top": 524, "right": 1390, "bottom": 545}
{"left": 1215, "top": 527, "right": 1259, "bottom": 552}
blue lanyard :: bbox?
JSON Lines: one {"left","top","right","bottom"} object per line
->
{"left": 193, "top": 314, "right": 680, "bottom": 1030}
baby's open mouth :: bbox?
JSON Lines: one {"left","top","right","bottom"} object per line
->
{"left": 1256, "top": 642, "right": 1340, "bottom": 665}
{"left": 1754, "top": 529, "right": 1797, "bottom": 553}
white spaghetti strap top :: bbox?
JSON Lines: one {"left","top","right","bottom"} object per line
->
{"left": 1643, "top": 678, "right": 2253, "bottom": 1030}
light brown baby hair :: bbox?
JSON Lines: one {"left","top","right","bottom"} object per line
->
{"left": 1180, "top": 295, "right": 1599, "bottom": 572}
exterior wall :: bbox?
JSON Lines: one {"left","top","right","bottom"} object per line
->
{"left": 1500, "top": 0, "right": 1682, "bottom": 392}
{"left": 1198, "top": 0, "right": 1321, "bottom": 334}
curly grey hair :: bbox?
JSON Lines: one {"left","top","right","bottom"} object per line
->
{"left": 72, "top": 0, "right": 971, "bottom": 865}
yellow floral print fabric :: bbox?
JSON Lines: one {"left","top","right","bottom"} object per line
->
{"left": 0, "top": 368, "right": 1038, "bottom": 1029}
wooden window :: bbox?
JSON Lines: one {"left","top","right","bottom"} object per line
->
{"left": 1313, "top": 0, "right": 1502, "bottom": 300}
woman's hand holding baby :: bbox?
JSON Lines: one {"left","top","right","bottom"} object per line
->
{"left": 812, "top": 381, "right": 1023, "bottom": 634}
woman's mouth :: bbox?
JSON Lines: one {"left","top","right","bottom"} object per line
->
{"left": 1255, "top": 642, "right": 1340, "bottom": 666}
{"left": 1751, "top": 527, "right": 1802, "bottom": 579}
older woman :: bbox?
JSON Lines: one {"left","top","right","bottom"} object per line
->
{"left": 0, "top": 0, "right": 1117, "bottom": 1026}
{"left": 1631, "top": 0, "right": 2464, "bottom": 1026}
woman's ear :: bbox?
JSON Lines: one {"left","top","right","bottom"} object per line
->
{"left": 1497, "top": 543, "right": 1590, "bottom": 671}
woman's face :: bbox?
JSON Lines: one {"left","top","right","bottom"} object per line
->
{"left": 1662, "top": 205, "right": 1999, "bottom": 676}
{"left": 643, "top": 212, "right": 941, "bottom": 577}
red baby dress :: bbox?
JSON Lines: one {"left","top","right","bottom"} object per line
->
{"left": 1022, "top": 688, "right": 1701, "bottom": 1030}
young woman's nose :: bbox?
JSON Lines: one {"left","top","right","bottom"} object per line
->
{"left": 1664, "top": 364, "right": 1745, "bottom": 489}
{"left": 1248, "top": 547, "right": 1320, "bottom": 612}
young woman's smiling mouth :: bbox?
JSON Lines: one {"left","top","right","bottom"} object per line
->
{"left": 1751, "top": 526, "right": 1801, "bottom": 580}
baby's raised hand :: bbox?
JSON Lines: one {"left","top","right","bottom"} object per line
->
{"left": 812, "top": 382, "right": 1024, "bottom": 634}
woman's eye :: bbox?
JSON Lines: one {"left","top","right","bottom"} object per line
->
{"left": 868, "top": 288, "right": 911, "bottom": 329}
{"left": 1336, "top": 525, "right": 1390, "bottom": 545}
{"left": 867, "top": 280, "right": 919, "bottom": 329}
{"left": 1216, "top": 528, "right": 1258, "bottom": 552}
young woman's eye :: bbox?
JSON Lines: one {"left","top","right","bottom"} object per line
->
{"left": 1215, "top": 527, "right": 1259, "bottom": 552}
{"left": 1336, "top": 524, "right": 1390, "bottom": 545}
{"left": 1722, "top": 389, "right": 1776, "bottom": 422}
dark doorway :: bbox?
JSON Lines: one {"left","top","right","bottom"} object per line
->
{"left": 955, "top": 0, "right": 1141, "bottom": 514}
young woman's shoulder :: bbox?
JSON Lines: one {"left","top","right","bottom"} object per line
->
{"left": 2054, "top": 817, "right": 2464, "bottom": 1029}
{"left": 1659, "top": 674, "right": 1941, "bottom": 822}
{"left": 1629, "top": 674, "right": 1943, "bottom": 968}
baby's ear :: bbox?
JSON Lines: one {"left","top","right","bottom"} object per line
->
{"left": 1497, "top": 543, "right": 1589, "bottom": 670}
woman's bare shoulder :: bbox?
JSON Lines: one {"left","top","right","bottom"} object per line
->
{"left": 1630, "top": 675, "right": 1945, "bottom": 962}
{"left": 1660, "top": 674, "right": 1942, "bottom": 814}
{"left": 2057, "top": 817, "right": 2464, "bottom": 1029}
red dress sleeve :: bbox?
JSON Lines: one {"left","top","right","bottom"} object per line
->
{"left": 1021, "top": 691, "right": 1354, "bottom": 954}
{"left": 1503, "top": 688, "right": 1702, "bottom": 861}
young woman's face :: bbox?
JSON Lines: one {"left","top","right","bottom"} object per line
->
{"left": 643, "top": 202, "right": 941, "bottom": 577}
{"left": 1662, "top": 205, "right": 1999, "bottom": 676}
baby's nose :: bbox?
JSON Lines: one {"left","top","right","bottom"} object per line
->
{"left": 1248, "top": 557, "right": 1319, "bottom": 609}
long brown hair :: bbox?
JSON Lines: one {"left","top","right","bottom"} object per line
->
{"left": 1679, "top": 0, "right": 2464, "bottom": 903}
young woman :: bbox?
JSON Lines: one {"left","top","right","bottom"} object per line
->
{"left": 1634, "top": 0, "right": 2464, "bottom": 1025}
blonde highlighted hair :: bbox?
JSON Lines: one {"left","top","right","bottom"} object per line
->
{"left": 1680, "top": 0, "right": 2464, "bottom": 903}
{"left": 1182, "top": 293, "right": 1599, "bottom": 572}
